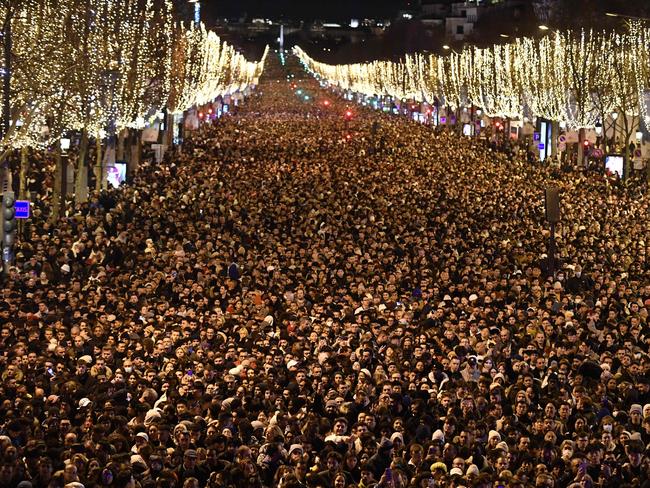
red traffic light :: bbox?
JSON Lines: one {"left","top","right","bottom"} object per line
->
{"left": 208, "top": 108, "right": 213, "bottom": 114}
{"left": 198, "top": 112, "right": 204, "bottom": 118}
{"left": 345, "top": 110, "right": 353, "bottom": 119}
{"left": 323, "top": 100, "right": 330, "bottom": 107}
{"left": 583, "top": 140, "right": 589, "bottom": 146}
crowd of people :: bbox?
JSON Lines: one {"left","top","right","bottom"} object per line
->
{"left": 0, "top": 53, "right": 649, "bottom": 488}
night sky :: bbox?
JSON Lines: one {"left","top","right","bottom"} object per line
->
{"left": 203, "top": 0, "right": 409, "bottom": 21}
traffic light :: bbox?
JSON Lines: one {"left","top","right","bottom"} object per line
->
{"left": 2, "top": 191, "right": 16, "bottom": 250}
{"left": 323, "top": 100, "right": 330, "bottom": 107}
{"left": 583, "top": 140, "right": 590, "bottom": 148}
{"left": 344, "top": 110, "right": 353, "bottom": 131}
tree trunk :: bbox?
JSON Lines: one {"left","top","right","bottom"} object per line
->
{"left": 18, "top": 145, "right": 28, "bottom": 199}
{"left": 166, "top": 113, "right": 174, "bottom": 147}
{"left": 2, "top": 9, "right": 12, "bottom": 139}
{"left": 95, "top": 132, "right": 102, "bottom": 191}
{"left": 116, "top": 128, "right": 126, "bottom": 162}
{"left": 75, "top": 128, "right": 88, "bottom": 203}
{"left": 129, "top": 129, "right": 141, "bottom": 176}
{"left": 577, "top": 128, "right": 586, "bottom": 167}
{"left": 182, "top": 110, "right": 188, "bottom": 142}
{"left": 624, "top": 132, "right": 631, "bottom": 180}
{"left": 50, "top": 143, "right": 63, "bottom": 223}
{"left": 619, "top": 112, "right": 629, "bottom": 179}
{"left": 621, "top": 114, "right": 635, "bottom": 180}
{"left": 550, "top": 121, "right": 559, "bottom": 162}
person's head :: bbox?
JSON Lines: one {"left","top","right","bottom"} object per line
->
{"left": 535, "top": 473, "right": 555, "bottom": 488}
{"left": 183, "top": 477, "right": 199, "bottom": 488}
{"left": 488, "top": 430, "right": 501, "bottom": 448}
{"left": 38, "top": 457, "right": 53, "bottom": 479}
{"left": 630, "top": 404, "right": 643, "bottom": 423}
{"left": 626, "top": 442, "right": 643, "bottom": 466}
{"left": 333, "top": 417, "right": 348, "bottom": 435}
{"left": 560, "top": 440, "right": 574, "bottom": 459}
{"left": 430, "top": 461, "right": 447, "bottom": 479}
{"left": 575, "top": 432, "right": 589, "bottom": 451}
{"left": 288, "top": 444, "right": 303, "bottom": 464}
{"left": 63, "top": 463, "right": 78, "bottom": 482}
{"left": 183, "top": 449, "right": 197, "bottom": 467}
{"left": 452, "top": 456, "right": 465, "bottom": 471}
{"left": 495, "top": 455, "right": 509, "bottom": 473}
{"left": 360, "top": 464, "right": 375, "bottom": 485}
{"left": 326, "top": 452, "right": 342, "bottom": 471}
{"left": 333, "top": 471, "right": 347, "bottom": 488}
{"left": 409, "top": 443, "right": 424, "bottom": 463}
{"left": 586, "top": 443, "right": 604, "bottom": 465}
{"left": 149, "top": 455, "right": 163, "bottom": 473}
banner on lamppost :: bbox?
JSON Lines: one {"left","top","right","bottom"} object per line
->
{"left": 142, "top": 128, "right": 159, "bottom": 143}
{"left": 184, "top": 115, "right": 199, "bottom": 130}
{"left": 565, "top": 131, "right": 579, "bottom": 143}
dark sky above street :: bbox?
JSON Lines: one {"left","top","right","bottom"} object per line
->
{"left": 203, "top": 0, "right": 408, "bottom": 21}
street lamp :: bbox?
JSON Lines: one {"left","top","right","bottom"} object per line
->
{"left": 636, "top": 130, "right": 643, "bottom": 142}
{"left": 595, "top": 122, "right": 603, "bottom": 136}
{"left": 60, "top": 137, "right": 71, "bottom": 152}
{"left": 606, "top": 12, "right": 650, "bottom": 21}
{"left": 538, "top": 25, "right": 550, "bottom": 31}
{"left": 442, "top": 45, "right": 461, "bottom": 55}
{"left": 610, "top": 112, "right": 619, "bottom": 152}
{"left": 188, "top": 0, "right": 201, "bottom": 26}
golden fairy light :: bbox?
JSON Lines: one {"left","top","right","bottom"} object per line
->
{"left": 295, "top": 27, "right": 650, "bottom": 129}
{"left": 0, "top": 0, "right": 267, "bottom": 150}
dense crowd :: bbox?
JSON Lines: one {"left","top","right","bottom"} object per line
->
{"left": 0, "top": 54, "right": 649, "bottom": 488}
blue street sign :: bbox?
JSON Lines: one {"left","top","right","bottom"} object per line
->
{"left": 538, "top": 143, "right": 545, "bottom": 150}
{"left": 533, "top": 132, "right": 540, "bottom": 141}
{"left": 15, "top": 200, "right": 30, "bottom": 219}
